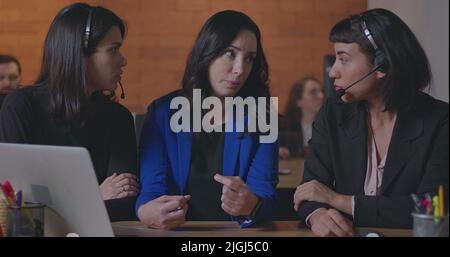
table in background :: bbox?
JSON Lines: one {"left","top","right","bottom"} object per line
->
{"left": 112, "top": 221, "right": 412, "bottom": 237}
{"left": 278, "top": 158, "right": 304, "bottom": 189}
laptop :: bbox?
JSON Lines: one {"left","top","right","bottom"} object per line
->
{"left": 0, "top": 143, "right": 114, "bottom": 236}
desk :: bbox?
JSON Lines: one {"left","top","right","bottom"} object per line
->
{"left": 112, "top": 221, "right": 412, "bottom": 237}
{"left": 278, "top": 158, "right": 304, "bottom": 189}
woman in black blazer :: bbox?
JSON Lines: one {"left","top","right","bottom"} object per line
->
{"left": 293, "top": 8, "right": 448, "bottom": 236}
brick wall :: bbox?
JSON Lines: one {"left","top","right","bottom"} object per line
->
{"left": 0, "top": 0, "right": 366, "bottom": 114}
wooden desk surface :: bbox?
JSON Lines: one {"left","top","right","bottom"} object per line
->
{"left": 278, "top": 158, "right": 304, "bottom": 189}
{"left": 112, "top": 221, "right": 412, "bottom": 237}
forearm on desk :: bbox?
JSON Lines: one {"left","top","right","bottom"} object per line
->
{"left": 303, "top": 194, "right": 353, "bottom": 226}
{"left": 328, "top": 193, "right": 353, "bottom": 216}
{"left": 105, "top": 197, "right": 138, "bottom": 222}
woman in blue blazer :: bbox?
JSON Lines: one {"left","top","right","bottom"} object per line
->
{"left": 136, "top": 10, "right": 278, "bottom": 230}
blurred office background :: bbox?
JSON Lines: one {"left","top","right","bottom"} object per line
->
{"left": 1, "top": 0, "right": 448, "bottom": 113}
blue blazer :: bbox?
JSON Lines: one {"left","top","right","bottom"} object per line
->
{"left": 136, "top": 91, "right": 279, "bottom": 227}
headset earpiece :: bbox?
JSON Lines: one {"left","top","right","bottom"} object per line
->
{"left": 360, "top": 15, "right": 388, "bottom": 73}
{"left": 374, "top": 49, "right": 388, "bottom": 73}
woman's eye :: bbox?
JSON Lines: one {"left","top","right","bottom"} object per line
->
{"left": 224, "top": 50, "right": 235, "bottom": 58}
{"left": 339, "top": 58, "right": 347, "bottom": 64}
{"left": 245, "top": 56, "right": 255, "bottom": 63}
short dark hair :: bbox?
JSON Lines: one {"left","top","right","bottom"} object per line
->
{"left": 0, "top": 54, "right": 21, "bottom": 74}
{"left": 181, "top": 10, "right": 270, "bottom": 99}
{"left": 329, "top": 8, "right": 431, "bottom": 112}
{"left": 35, "top": 2, "right": 126, "bottom": 127}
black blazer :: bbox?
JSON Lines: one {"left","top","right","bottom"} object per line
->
{"left": 297, "top": 92, "right": 449, "bottom": 228}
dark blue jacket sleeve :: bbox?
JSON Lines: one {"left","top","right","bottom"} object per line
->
{"left": 235, "top": 139, "right": 279, "bottom": 228}
{"left": 135, "top": 101, "right": 171, "bottom": 214}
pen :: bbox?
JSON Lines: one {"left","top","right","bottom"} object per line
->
{"left": 16, "top": 190, "right": 22, "bottom": 208}
{"left": 423, "top": 193, "right": 433, "bottom": 215}
{"left": 422, "top": 199, "right": 432, "bottom": 215}
{"left": 0, "top": 184, "right": 13, "bottom": 206}
{"left": 15, "top": 189, "right": 36, "bottom": 229}
{"left": 1, "top": 180, "right": 17, "bottom": 205}
{"left": 433, "top": 195, "right": 440, "bottom": 224}
{"left": 438, "top": 185, "right": 444, "bottom": 216}
{"left": 411, "top": 194, "right": 424, "bottom": 214}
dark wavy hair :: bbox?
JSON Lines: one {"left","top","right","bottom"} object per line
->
{"left": 330, "top": 8, "right": 431, "bottom": 112}
{"left": 181, "top": 10, "right": 270, "bottom": 100}
{"left": 35, "top": 2, "right": 125, "bottom": 127}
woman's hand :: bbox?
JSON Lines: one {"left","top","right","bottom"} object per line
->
{"left": 100, "top": 173, "right": 140, "bottom": 200}
{"left": 294, "top": 180, "right": 353, "bottom": 215}
{"left": 214, "top": 174, "right": 259, "bottom": 216}
{"left": 309, "top": 208, "right": 355, "bottom": 237}
{"left": 293, "top": 180, "right": 336, "bottom": 211}
{"left": 138, "top": 195, "right": 191, "bottom": 230}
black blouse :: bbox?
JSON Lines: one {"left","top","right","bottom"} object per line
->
{"left": 186, "top": 129, "right": 229, "bottom": 221}
{"left": 0, "top": 85, "right": 138, "bottom": 221}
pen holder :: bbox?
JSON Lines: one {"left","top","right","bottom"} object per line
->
{"left": 411, "top": 213, "right": 449, "bottom": 237}
{"left": 0, "top": 199, "right": 7, "bottom": 235}
{"left": 7, "top": 202, "right": 45, "bottom": 237}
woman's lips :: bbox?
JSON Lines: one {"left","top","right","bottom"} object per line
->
{"left": 334, "top": 85, "right": 342, "bottom": 91}
{"left": 226, "top": 80, "right": 241, "bottom": 88}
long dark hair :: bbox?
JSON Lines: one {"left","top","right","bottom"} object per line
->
{"left": 329, "top": 8, "right": 431, "bottom": 112}
{"left": 181, "top": 10, "right": 270, "bottom": 100}
{"left": 35, "top": 3, "right": 125, "bottom": 127}
{"left": 284, "top": 76, "right": 320, "bottom": 131}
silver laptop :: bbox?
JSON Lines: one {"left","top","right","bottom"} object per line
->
{"left": 0, "top": 143, "right": 114, "bottom": 236}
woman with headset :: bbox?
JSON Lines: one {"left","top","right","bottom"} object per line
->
{"left": 0, "top": 3, "right": 139, "bottom": 221}
{"left": 293, "top": 8, "right": 448, "bottom": 236}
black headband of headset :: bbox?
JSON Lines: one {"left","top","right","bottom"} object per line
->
{"left": 83, "top": 8, "right": 94, "bottom": 49}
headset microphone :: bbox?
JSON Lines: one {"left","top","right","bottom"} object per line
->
{"left": 336, "top": 63, "right": 382, "bottom": 98}
{"left": 118, "top": 80, "right": 125, "bottom": 99}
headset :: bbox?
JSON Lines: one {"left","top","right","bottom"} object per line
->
{"left": 83, "top": 8, "right": 93, "bottom": 50}
{"left": 83, "top": 8, "right": 125, "bottom": 99}
{"left": 359, "top": 14, "right": 388, "bottom": 73}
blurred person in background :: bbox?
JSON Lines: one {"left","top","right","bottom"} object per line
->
{"left": 279, "top": 76, "right": 324, "bottom": 159}
{"left": 0, "top": 55, "right": 22, "bottom": 109}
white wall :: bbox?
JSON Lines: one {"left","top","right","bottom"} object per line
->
{"left": 368, "top": 0, "right": 449, "bottom": 103}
